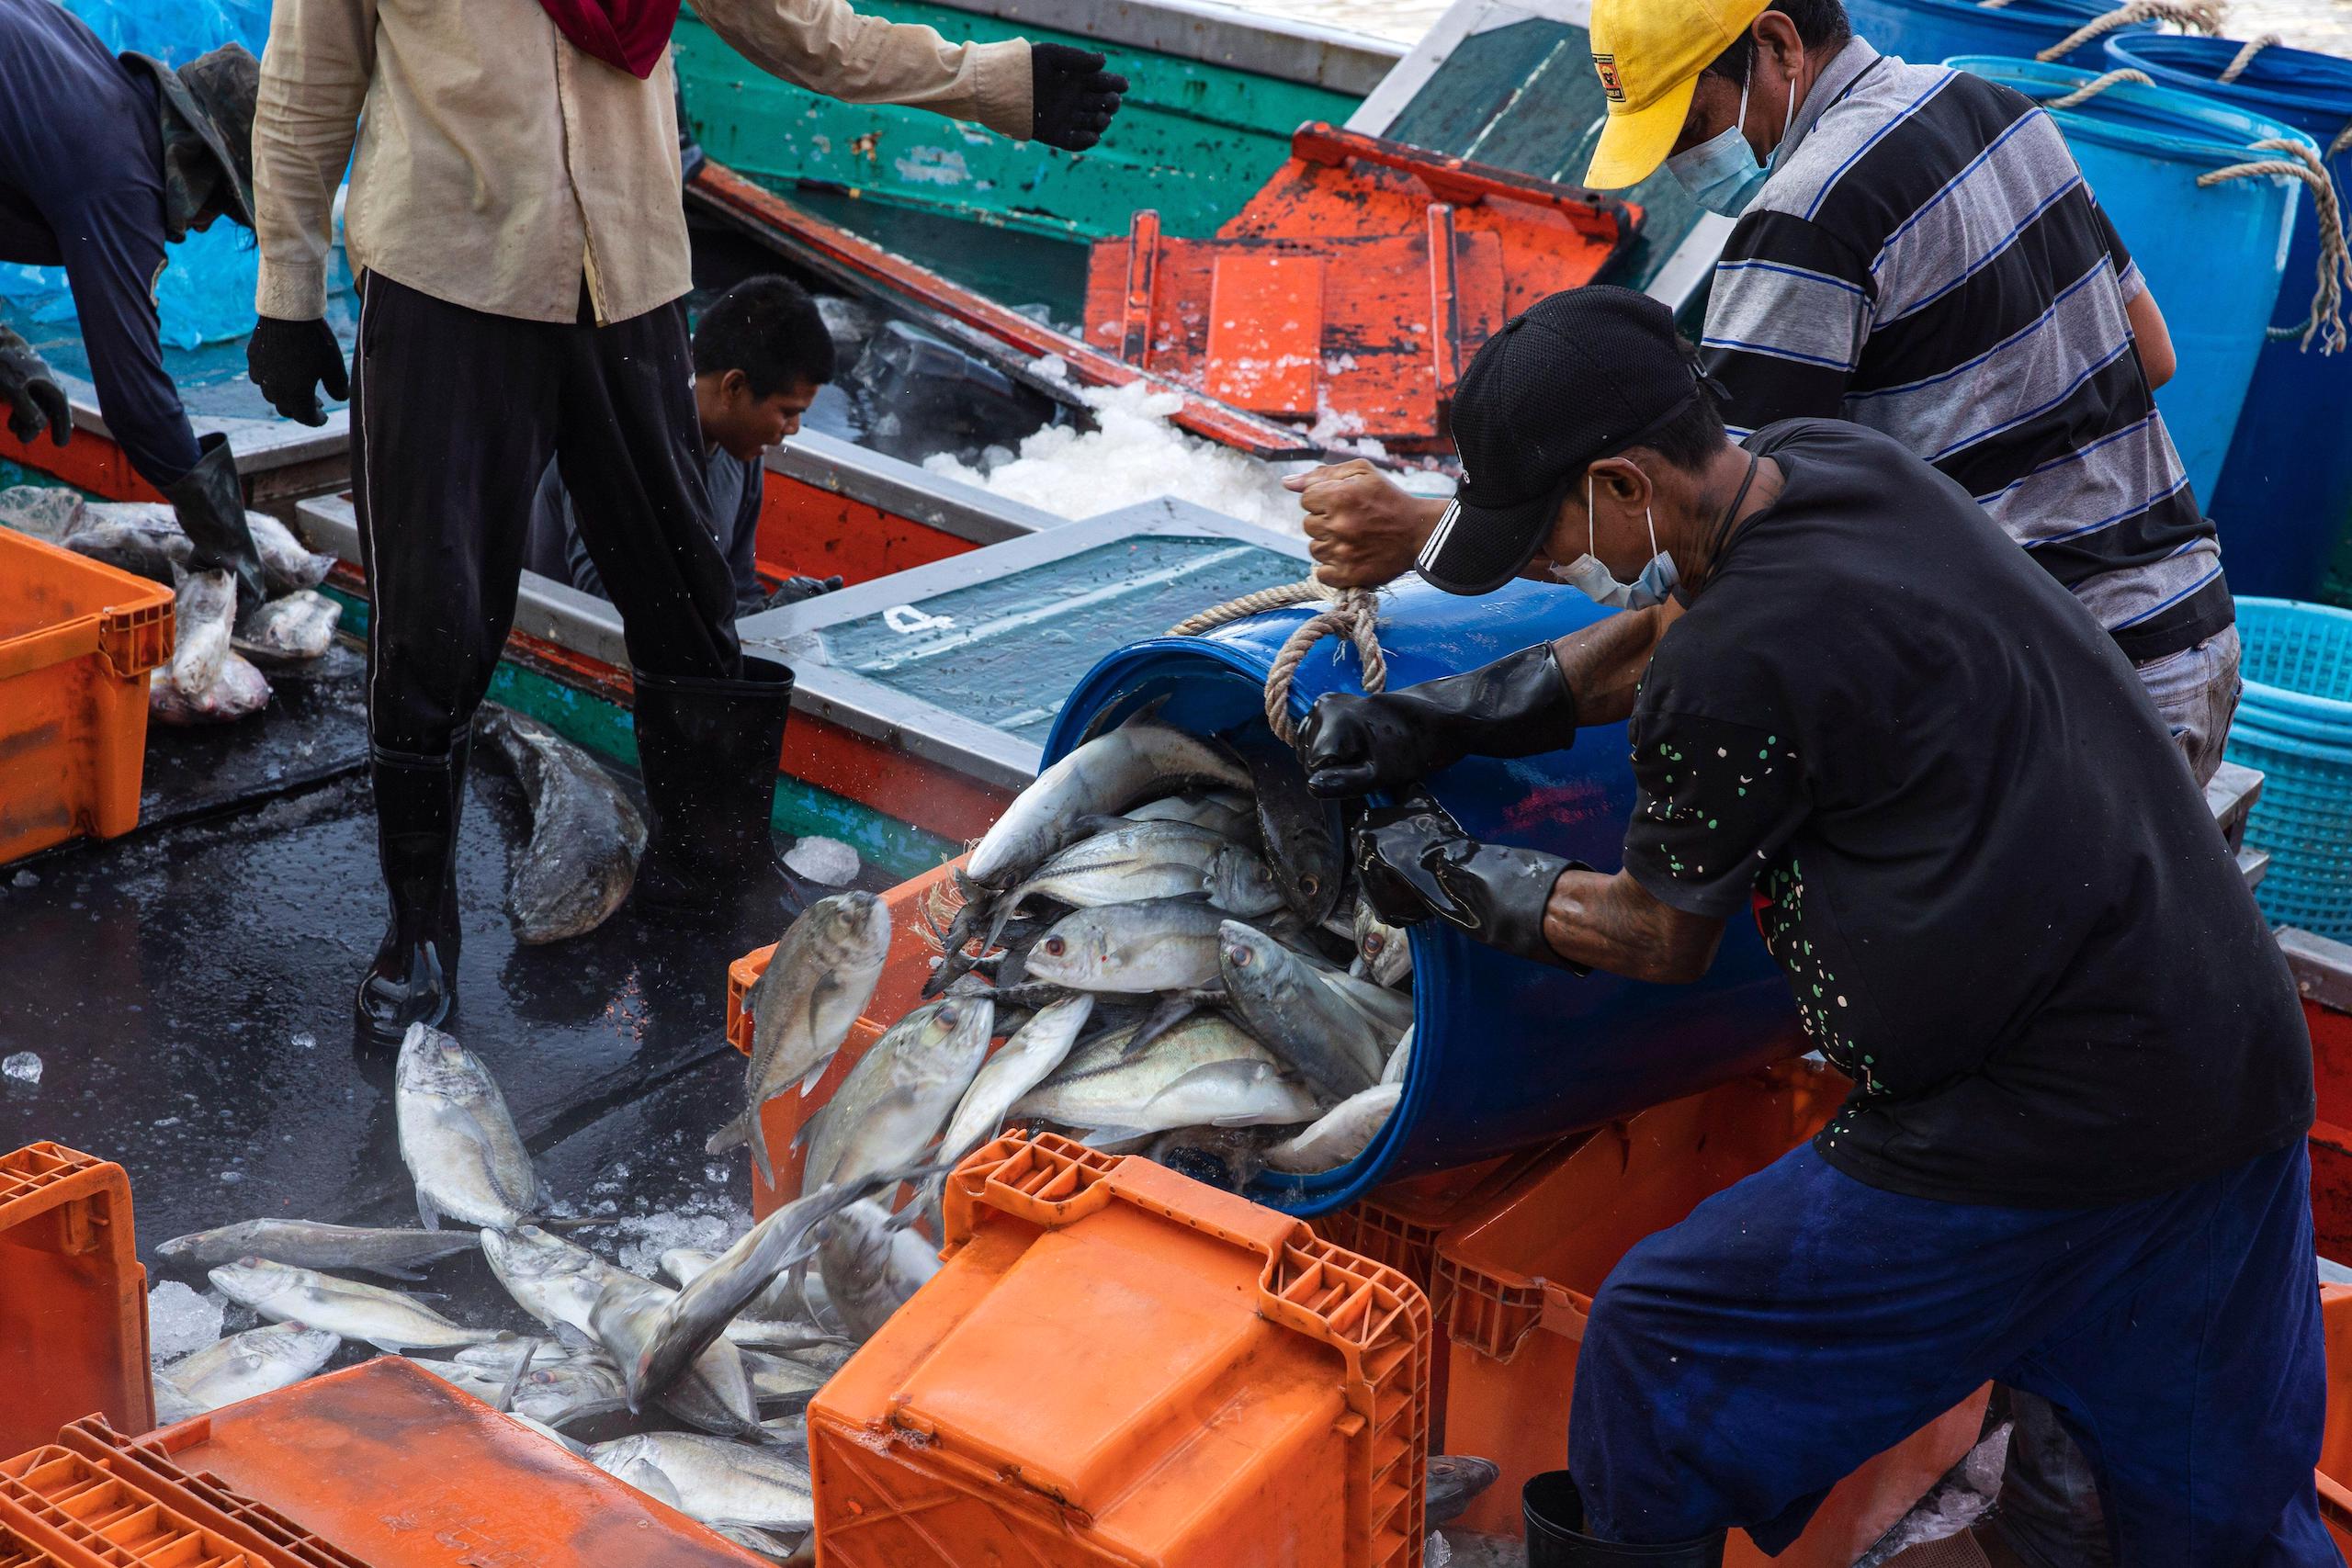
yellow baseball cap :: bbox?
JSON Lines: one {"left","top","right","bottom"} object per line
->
{"left": 1583, "top": 0, "right": 1771, "bottom": 189}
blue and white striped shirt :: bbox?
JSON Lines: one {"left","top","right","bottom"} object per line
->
{"left": 1700, "top": 38, "right": 2229, "bottom": 665}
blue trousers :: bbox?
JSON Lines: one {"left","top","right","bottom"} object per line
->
{"left": 1568, "top": 1140, "right": 2337, "bottom": 1563}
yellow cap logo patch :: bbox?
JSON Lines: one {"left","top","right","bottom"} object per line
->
{"left": 1593, "top": 53, "right": 1624, "bottom": 102}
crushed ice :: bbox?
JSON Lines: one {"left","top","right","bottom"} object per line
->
{"left": 2, "top": 1052, "right": 40, "bottom": 1085}
{"left": 784, "top": 835, "right": 861, "bottom": 887}
{"left": 146, "top": 1281, "right": 224, "bottom": 1363}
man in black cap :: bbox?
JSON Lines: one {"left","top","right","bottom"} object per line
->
{"left": 0, "top": 0, "right": 267, "bottom": 605}
{"left": 1298, "top": 286, "right": 2327, "bottom": 1561}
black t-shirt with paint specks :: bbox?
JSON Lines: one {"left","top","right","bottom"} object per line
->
{"left": 1622, "top": 418, "right": 2312, "bottom": 1208}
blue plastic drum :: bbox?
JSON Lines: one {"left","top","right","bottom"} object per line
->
{"left": 1844, "top": 0, "right": 2147, "bottom": 68}
{"left": 2103, "top": 34, "right": 2352, "bottom": 601}
{"left": 1042, "top": 578, "right": 1797, "bottom": 1217}
{"left": 1950, "top": 56, "right": 2312, "bottom": 504}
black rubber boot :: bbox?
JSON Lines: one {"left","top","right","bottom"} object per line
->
{"left": 161, "top": 431, "right": 269, "bottom": 612}
{"left": 1523, "top": 1473, "right": 1725, "bottom": 1568}
{"left": 631, "top": 655, "right": 808, "bottom": 932}
{"left": 355, "top": 739, "right": 468, "bottom": 1046}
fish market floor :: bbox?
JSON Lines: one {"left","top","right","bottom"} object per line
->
{"left": 0, "top": 649, "right": 774, "bottom": 1346}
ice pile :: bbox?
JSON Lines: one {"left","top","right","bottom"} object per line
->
{"left": 923, "top": 378, "right": 1303, "bottom": 533}
{"left": 146, "top": 1280, "right": 225, "bottom": 1361}
{"left": 2, "top": 1051, "right": 40, "bottom": 1085}
{"left": 783, "top": 835, "right": 860, "bottom": 888}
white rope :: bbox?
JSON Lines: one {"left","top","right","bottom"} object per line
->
{"left": 2199, "top": 138, "right": 2349, "bottom": 355}
{"left": 2036, "top": 1, "right": 2224, "bottom": 62}
{"left": 1170, "top": 578, "right": 1388, "bottom": 744}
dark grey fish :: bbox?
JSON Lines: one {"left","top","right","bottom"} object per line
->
{"left": 1227, "top": 727, "right": 1341, "bottom": 924}
{"left": 155, "top": 1220, "right": 481, "bottom": 1281}
{"left": 476, "top": 706, "right": 647, "bottom": 944}
{"left": 1217, "top": 920, "right": 1381, "bottom": 1100}
{"left": 1426, "top": 1455, "right": 1500, "bottom": 1527}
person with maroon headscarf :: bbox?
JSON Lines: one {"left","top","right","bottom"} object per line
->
{"left": 244, "top": 0, "right": 1123, "bottom": 1044}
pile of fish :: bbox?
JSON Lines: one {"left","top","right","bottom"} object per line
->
{"left": 718, "top": 702, "right": 1418, "bottom": 1219}
{"left": 0, "top": 484, "right": 342, "bottom": 725}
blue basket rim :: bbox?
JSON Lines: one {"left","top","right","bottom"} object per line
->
{"left": 2103, "top": 33, "right": 2352, "bottom": 139}
{"left": 1946, "top": 54, "right": 2318, "bottom": 162}
{"left": 2232, "top": 596, "right": 2352, "bottom": 727}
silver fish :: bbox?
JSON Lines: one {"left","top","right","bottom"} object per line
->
{"left": 627, "top": 1174, "right": 903, "bottom": 1409}
{"left": 154, "top": 1220, "right": 481, "bottom": 1280}
{"left": 586, "top": 1272, "right": 768, "bottom": 1438}
{"left": 797, "top": 997, "right": 991, "bottom": 1196}
{"left": 966, "top": 709, "right": 1251, "bottom": 889}
{"left": 63, "top": 502, "right": 331, "bottom": 596}
{"left": 1125, "top": 788, "right": 1257, "bottom": 841}
{"left": 151, "top": 646, "right": 269, "bottom": 726}
{"left": 476, "top": 706, "right": 647, "bottom": 945}
{"left": 157, "top": 1323, "right": 340, "bottom": 1414}
{"left": 660, "top": 1247, "right": 805, "bottom": 1326}
{"left": 511, "top": 1358, "right": 631, "bottom": 1427}
{"left": 208, "top": 1258, "right": 500, "bottom": 1352}
{"left": 152, "top": 1374, "right": 206, "bottom": 1425}
{"left": 1022, "top": 898, "right": 1231, "bottom": 994}
{"left": 710, "top": 892, "right": 893, "bottom": 1187}
{"left": 396, "top": 1022, "right": 543, "bottom": 1230}
{"left": 1229, "top": 727, "right": 1342, "bottom": 923}
{"left": 1351, "top": 899, "right": 1413, "bottom": 987}
{"left": 153, "top": 570, "right": 271, "bottom": 727}
{"left": 1427, "top": 1455, "right": 1502, "bottom": 1528}
{"left": 937, "top": 994, "right": 1094, "bottom": 1175}
{"left": 1382, "top": 1025, "right": 1413, "bottom": 1086}
{"left": 481, "top": 1224, "right": 639, "bottom": 1334}
{"left": 738, "top": 1346, "right": 831, "bottom": 1413}
{"left": 707, "top": 1522, "right": 803, "bottom": 1562}
{"left": 989, "top": 821, "right": 1282, "bottom": 941}
{"left": 510, "top": 1412, "right": 592, "bottom": 1455}
{"left": 589, "top": 1433, "right": 816, "bottom": 1533}
{"left": 1011, "top": 1015, "right": 1309, "bottom": 1139}
{"left": 817, "top": 1199, "right": 941, "bottom": 1343}
{"left": 1318, "top": 968, "right": 1416, "bottom": 1043}
{"left": 232, "top": 590, "right": 341, "bottom": 669}
{"left": 1261, "top": 1083, "right": 1402, "bottom": 1173}
{"left": 1218, "top": 920, "right": 1384, "bottom": 1100}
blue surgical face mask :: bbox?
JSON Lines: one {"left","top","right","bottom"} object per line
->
{"left": 1552, "top": 471, "right": 1679, "bottom": 611}
{"left": 1666, "top": 52, "right": 1796, "bottom": 219}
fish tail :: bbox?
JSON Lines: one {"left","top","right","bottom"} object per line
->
{"left": 707, "top": 1112, "right": 749, "bottom": 1158}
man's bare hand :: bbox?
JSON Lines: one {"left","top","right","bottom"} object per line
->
{"left": 1285, "top": 460, "right": 1446, "bottom": 590}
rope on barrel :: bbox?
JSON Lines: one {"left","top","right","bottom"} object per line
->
{"left": 2219, "top": 34, "right": 2281, "bottom": 84}
{"left": 2042, "top": 67, "right": 2154, "bottom": 109}
{"left": 2199, "top": 139, "right": 2349, "bottom": 355}
{"left": 2036, "top": 1, "right": 2223, "bottom": 63}
{"left": 1170, "top": 579, "right": 1388, "bottom": 744}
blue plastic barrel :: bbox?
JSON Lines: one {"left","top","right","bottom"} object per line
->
{"left": 1950, "top": 57, "right": 2312, "bottom": 504}
{"left": 1845, "top": 0, "right": 2146, "bottom": 68}
{"left": 1042, "top": 578, "right": 1796, "bottom": 1217}
{"left": 2103, "top": 34, "right": 2352, "bottom": 601}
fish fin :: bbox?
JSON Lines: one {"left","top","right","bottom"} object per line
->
{"left": 549, "top": 1321, "right": 601, "bottom": 1356}
{"left": 1069, "top": 812, "right": 1132, "bottom": 838}
{"left": 416, "top": 1190, "right": 442, "bottom": 1233}
{"left": 1118, "top": 993, "right": 1201, "bottom": 1057}
{"left": 797, "top": 1059, "right": 831, "bottom": 1098}
{"left": 1080, "top": 1125, "right": 1152, "bottom": 1149}
{"left": 706, "top": 1113, "right": 749, "bottom": 1157}
{"left": 750, "top": 1104, "right": 778, "bottom": 1189}
{"left": 370, "top": 1265, "right": 428, "bottom": 1282}
{"left": 491, "top": 1337, "right": 540, "bottom": 1413}
{"left": 532, "top": 1214, "right": 604, "bottom": 1231}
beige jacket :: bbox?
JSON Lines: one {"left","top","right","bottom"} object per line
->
{"left": 254, "top": 0, "right": 1032, "bottom": 325}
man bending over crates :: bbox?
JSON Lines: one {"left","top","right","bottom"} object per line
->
{"left": 245, "top": 0, "right": 1125, "bottom": 1043}
{"left": 1296, "top": 285, "right": 2327, "bottom": 1564}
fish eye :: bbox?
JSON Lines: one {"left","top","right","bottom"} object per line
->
{"left": 1043, "top": 937, "right": 1065, "bottom": 956}
{"left": 1300, "top": 875, "right": 1319, "bottom": 897}
{"left": 1233, "top": 948, "right": 1253, "bottom": 966}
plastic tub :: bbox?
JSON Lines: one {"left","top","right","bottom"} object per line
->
{"left": 1046, "top": 576, "right": 1800, "bottom": 1216}
{"left": 2224, "top": 598, "right": 2352, "bottom": 935}
{"left": 2102, "top": 33, "right": 2352, "bottom": 601}
{"left": 1425, "top": 1060, "right": 1989, "bottom": 1558}
{"left": 1845, "top": 0, "right": 2148, "bottom": 68}
{"left": 0, "top": 530, "right": 173, "bottom": 865}
{"left": 1948, "top": 56, "right": 2312, "bottom": 504}
{"left": 0, "top": 1145, "right": 150, "bottom": 1458}
{"left": 811, "top": 1131, "right": 1430, "bottom": 1568}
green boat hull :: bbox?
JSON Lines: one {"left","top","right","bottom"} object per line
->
{"left": 673, "top": 1, "right": 1363, "bottom": 247}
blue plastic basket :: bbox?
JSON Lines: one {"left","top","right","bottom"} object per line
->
{"left": 2226, "top": 597, "right": 2352, "bottom": 937}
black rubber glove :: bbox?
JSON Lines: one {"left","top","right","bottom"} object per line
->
{"left": 246, "top": 316, "right": 349, "bottom": 427}
{"left": 763, "top": 573, "right": 843, "bottom": 610}
{"left": 1354, "top": 793, "right": 1590, "bottom": 973}
{"left": 1030, "top": 43, "right": 1126, "bottom": 152}
{"left": 0, "top": 329, "right": 70, "bottom": 447}
{"left": 163, "top": 432, "right": 269, "bottom": 612}
{"left": 1298, "top": 642, "right": 1577, "bottom": 799}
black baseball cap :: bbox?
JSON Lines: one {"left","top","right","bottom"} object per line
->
{"left": 1418, "top": 286, "right": 1722, "bottom": 596}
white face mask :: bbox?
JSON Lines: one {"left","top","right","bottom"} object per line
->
{"left": 1552, "top": 471, "right": 1679, "bottom": 610}
{"left": 1664, "top": 49, "right": 1798, "bottom": 219}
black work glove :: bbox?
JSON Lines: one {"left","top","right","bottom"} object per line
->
{"left": 245, "top": 316, "right": 349, "bottom": 427}
{"left": 0, "top": 329, "right": 70, "bottom": 447}
{"left": 1030, "top": 43, "right": 1126, "bottom": 152}
{"left": 164, "top": 432, "right": 270, "bottom": 612}
{"left": 763, "top": 573, "right": 843, "bottom": 610}
{"left": 1354, "top": 793, "right": 1590, "bottom": 973}
{"left": 1298, "top": 642, "right": 1577, "bottom": 799}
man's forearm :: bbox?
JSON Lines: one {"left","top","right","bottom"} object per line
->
{"left": 695, "top": 0, "right": 1031, "bottom": 137}
{"left": 1542, "top": 866, "right": 1722, "bottom": 982}
{"left": 252, "top": 0, "right": 376, "bottom": 319}
{"left": 1548, "top": 601, "right": 1674, "bottom": 728}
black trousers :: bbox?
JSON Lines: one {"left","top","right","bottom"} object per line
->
{"left": 350, "top": 274, "right": 742, "bottom": 760}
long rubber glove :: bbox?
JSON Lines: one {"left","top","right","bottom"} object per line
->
{"left": 1298, "top": 642, "right": 1577, "bottom": 798}
{"left": 1354, "top": 793, "right": 1591, "bottom": 974}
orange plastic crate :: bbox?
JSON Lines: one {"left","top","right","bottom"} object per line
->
{"left": 2318, "top": 1284, "right": 2352, "bottom": 1554}
{"left": 725, "top": 856, "right": 967, "bottom": 1213}
{"left": 0, "top": 1145, "right": 151, "bottom": 1456}
{"left": 1426, "top": 1061, "right": 1987, "bottom": 1557}
{"left": 0, "top": 1445, "right": 269, "bottom": 1568}
{"left": 809, "top": 1131, "right": 1431, "bottom": 1568}
{"left": 0, "top": 529, "right": 173, "bottom": 864}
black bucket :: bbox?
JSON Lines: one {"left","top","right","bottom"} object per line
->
{"left": 1522, "top": 1472, "right": 1725, "bottom": 1567}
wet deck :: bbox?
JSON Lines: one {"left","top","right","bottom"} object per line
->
{"left": 0, "top": 645, "right": 763, "bottom": 1292}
